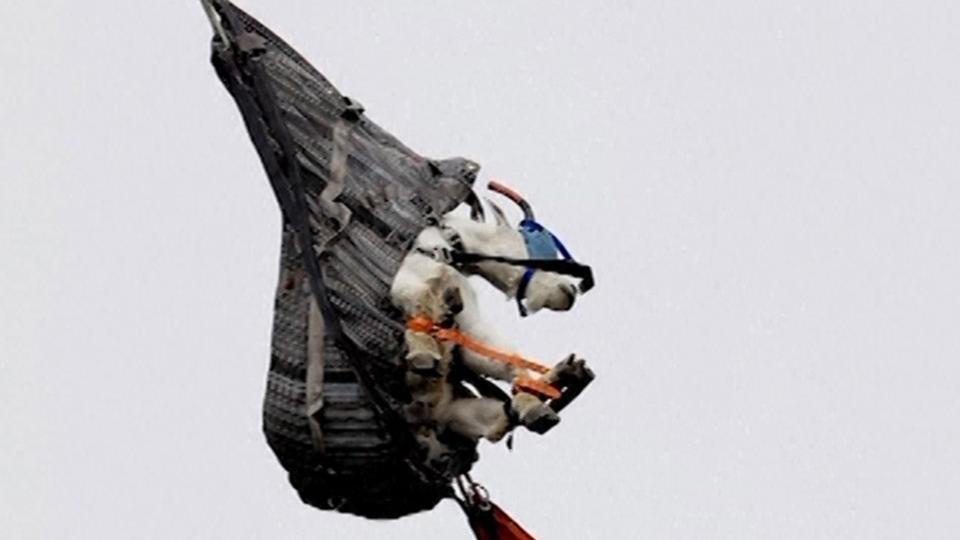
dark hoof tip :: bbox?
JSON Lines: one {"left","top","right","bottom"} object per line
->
{"left": 525, "top": 408, "right": 561, "bottom": 434}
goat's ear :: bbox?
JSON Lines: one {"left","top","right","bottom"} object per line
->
{"left": 485, "top": 198, "right": 510, "bottom": 228}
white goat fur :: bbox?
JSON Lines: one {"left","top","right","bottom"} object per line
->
{"left": 390, "top": 210, "right": 579, "bottom": 443}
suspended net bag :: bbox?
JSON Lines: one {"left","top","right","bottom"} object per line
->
{"left": 204, "top": 0, "right": 482, "bottom": 518}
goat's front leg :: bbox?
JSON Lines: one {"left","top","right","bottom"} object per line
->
{"left": 445, "top": 277, "right": 568, "bottom": 434}
{"left": 456, "top": 321, "right": 525, "bottom": 382}
{"left": 452, "top": 285, "right": 527, "bottom": 382}
{"left": 438, "top": 397, "right": 512, "bottom": 443}
{"left": 542, "top": 354, "right": 592, "bottom": 386}
{"left": 453, "top": 300, "right": 561, "bottom": 433}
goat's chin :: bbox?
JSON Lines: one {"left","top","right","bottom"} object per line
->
{"left": 523, "top": 276, "right": 579, "bottom": 314}
{"left": 524, "top": 290, "right": 577, "bottom": 314}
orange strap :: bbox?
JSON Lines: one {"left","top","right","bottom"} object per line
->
{"left": 408, "top": 317, "right": 550, "bottom": 374}
{"left": 513, "top": 376, "right": 562, "bottom": 400}
{"left": 407, "top": 316, "right": 561, "bottom": 400}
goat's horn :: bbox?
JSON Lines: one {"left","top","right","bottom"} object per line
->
{"left": 464, "top": 191, "right": 486, "bottom": 222}
{"left": 488, "top": 181, "right": 535, "bottom": 221}
{"left": 484, "top": 198, "right": 510, "bottom": 228}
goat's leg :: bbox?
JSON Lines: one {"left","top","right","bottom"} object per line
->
{"left": 439, "top": 397, "right": 513, "bottom": 443}
{"left": 459, "top": 346, "right": 525, "bottom": 383}
{"left": 405, "top": 329, "right": 444, "bottom": 375}
{"left": 452, "top": 284, "right": 562, "bottom": 433}
{"left": 439, "top": 393, "right": 562, "bottom": 440}
{"left": 453, "top": 289, "right": 528, "bottom": 383}
{"left": 543, "top": 354, "right": 591, "bottom": 385}
{"left": 511, "top": 392, "right": 561, "bottom": 434}
{"left": 538, "top": 354, "right": 595, "bottom": 418}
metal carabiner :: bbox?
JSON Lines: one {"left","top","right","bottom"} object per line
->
{"left": 464, "top": 474, "right": 492, "bottom": 511}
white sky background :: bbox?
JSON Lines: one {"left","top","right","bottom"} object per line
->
{"left": 2, "top": 1, "right": 959, "bottom": 538}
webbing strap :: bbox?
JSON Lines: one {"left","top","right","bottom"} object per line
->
{"left": 515, "top": 268, "right": 536, "bottom": 317}
{"left": 512, "top": 376, "right": 562, "bottom": 401}
{"left": 408, "top": 317, "right": 549, "bottom": 374}
{"left": 456, "top": 477, "right": 538, "bottom": 540}
{"left": 448, "top": 252, "right": 595, "bottom": 293}
{"left": 407, "top": 318, "right": 561, "bottom": 400}
{"left": 513, "top": 219, "right": 579, "bottom": 316}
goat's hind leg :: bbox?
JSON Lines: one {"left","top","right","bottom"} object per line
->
{"left": 405, "top": 329, "right": 445, "bottom": 376}
{"left": 543, "top": 354, "right": 592, "bottom": 386}
{"left": 439, "top": 397, "right": 513, "bottom": 443}
{"left": 511, "top": 392, "right": 560, "bottom": 434}
{"left": 538, "top": 354, "right": 595, "bottom": 417}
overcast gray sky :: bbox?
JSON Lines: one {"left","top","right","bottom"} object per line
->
{"left": 2, "top": 1, "right": 959, "bottom": 538}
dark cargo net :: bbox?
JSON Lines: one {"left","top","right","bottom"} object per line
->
{"left": 204, "top": 0, "right": 480, "bottom": 518}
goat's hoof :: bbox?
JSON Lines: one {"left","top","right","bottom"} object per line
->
{"left": 407, "top": 351, "right": 441, "bottom": 375}
{"left": 521, "top": 404, "right": 561, "bottom": 434}
{"left": 549, "top": 354, "right": 591, "bottom": 384}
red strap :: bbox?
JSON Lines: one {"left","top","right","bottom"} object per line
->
{"left": 467, "top": 502, "right": 537, "bottom": 540}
